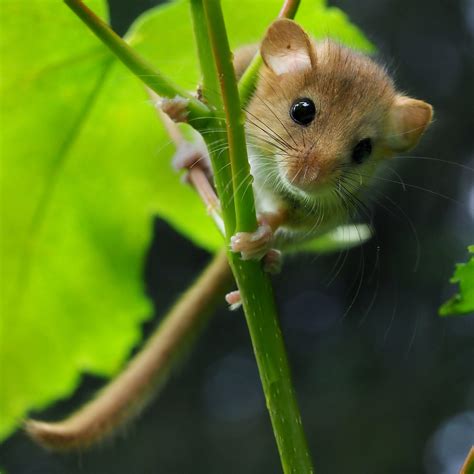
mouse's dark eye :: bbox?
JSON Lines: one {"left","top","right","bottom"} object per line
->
{"left": 290, "top": 98, "right": 316, "bottom": 126}
{"left": 352, "top": 138, "right": 372, "bottom": 164}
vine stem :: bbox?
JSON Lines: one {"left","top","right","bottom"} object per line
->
{"left": 461, "top": 447, "right": 474, "bottom": 474}
{"left": 25, "top": 250, "right": 232, "bottom": 450}
{"left": 199, "top": 1, "right": 315, "bottom": 472}
{"left": 63, "top": 0, "right": 211, "bottom": 122}
{"left": 189, "top": 0, "right": 236, "bottom": 236}
{"left": 201, "top": 2, "right": 255, "bottom": 233}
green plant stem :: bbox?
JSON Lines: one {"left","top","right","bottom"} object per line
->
{"left": 202, "top": 1, "right": 256, "bottom": 233}
{"left": 64, "top": 0, "right": 210, "bottom": 122}
{"left": 189, "top": 0, "right": 236, "bottom": 236}
{"left": 238, "top": 55, "right": 264, "bottom": 108}
{"left": 238, "top": 0, "right": 301, "bottom": 107}
{"left": 200, "top": 1, "right": 314, "bottom": 472}
{"left": 230, "top": 258, "right": 314, "bottom": 474}
{"left": 190, "top": 0, "right": 221, "bottom": 109}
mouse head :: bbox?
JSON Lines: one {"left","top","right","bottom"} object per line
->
{"left": 246, "top": 19, "right": 433, "bottom": 201}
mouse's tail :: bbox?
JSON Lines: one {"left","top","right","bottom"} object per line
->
{"left": 25, "top": 250, "right": 231, "bottom": 451}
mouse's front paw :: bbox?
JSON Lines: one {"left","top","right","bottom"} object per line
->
{"left": 230, "top": 223, "right": 273, "bottom": 260}
{"left": 159, "top": 96, "right": 189, "bottom": 122}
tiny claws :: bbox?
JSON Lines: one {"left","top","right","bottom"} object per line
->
{"left": 172, "top": 140, "right": 212, "bottom": 185}
{"left": 159, "top": 96, "right": 189, "bottom": 122}
{"left": 225, "top": 290, "right": 242, "bottom": 310}
{"left": 172, "top": 142, "right": 209, "bottom": 172}
{"left": 230, "top": 224, "right": 273, "bottom": 260}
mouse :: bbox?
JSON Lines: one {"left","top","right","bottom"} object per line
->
{"left": 229, "top": 19, "right": 432, "bottom": 265}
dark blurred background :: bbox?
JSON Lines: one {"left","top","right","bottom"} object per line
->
{"left": 2, "top": 0, "right": 473, "bottom": 473}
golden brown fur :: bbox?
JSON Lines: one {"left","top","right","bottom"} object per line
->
{"left": 244, "top": 19, "right": 432, "bottom": 244}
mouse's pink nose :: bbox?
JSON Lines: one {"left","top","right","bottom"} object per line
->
{"left": 286, "top": 165, "right": 320, "bottom": 190}
{"left": 285, "top": 153, "right": 336, "bottom": 191}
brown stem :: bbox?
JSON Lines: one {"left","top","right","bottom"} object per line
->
{"left": 461, "top": 446, "right": 474, "bottom": 474}
{"left": 148, "top": 89, "right": 224, "bottom": 234}
{"left": 278, "top": 0, "right": 301, "bottom": 18}
{"left": 25, "top": 250, "right": 231, "bottom": 450}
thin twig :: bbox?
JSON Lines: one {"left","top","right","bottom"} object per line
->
{"left": 148, "top": 89, "right": 225, "bottom": 235}
{"left": 64, "top": 0, "right": 210, "bottom": 122}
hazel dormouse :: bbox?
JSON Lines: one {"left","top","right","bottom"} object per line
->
{"left": 225, "top": 19, "right": 432, "bottom": 305}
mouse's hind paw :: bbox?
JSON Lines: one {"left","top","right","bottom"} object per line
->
{"left": 172, "top": 140, "right": 212, "bottom": 183}
{"left": 225, "top": 290, "right": 242, "bottom": 311}
{"left": 263, "top": 249, "right": 282, "bottom": 274}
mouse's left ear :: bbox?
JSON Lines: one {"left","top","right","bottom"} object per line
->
{"left": 260, "top": 19, "right": 316, "bottom": 76}
{"left": 386, "top": 95, "right": 433, "bottom": 152}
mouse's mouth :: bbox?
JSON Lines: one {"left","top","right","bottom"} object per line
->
{"left": 279, "top": 161, "right": 340, "bottom": 198}
{"left": 280, "top": 173, "right": 337, "bottom": 204}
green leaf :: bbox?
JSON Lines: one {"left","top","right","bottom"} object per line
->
{"left": 0, "top": 0, "right": 372, "bottom": 440}
{"left": 289, "top": 224, "right": 373, "bottom": 254}
{"left": 0, "top": 0, "right": 221, "bottom": 441}
{"left": 439, "top": 246, "right": 474, "bottom": 317}
{"left": 296, "top": 1, "right": 375, "bottom": 52}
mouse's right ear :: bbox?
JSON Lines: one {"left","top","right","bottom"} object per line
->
{"left": 385, "top": 96, "right": 433, "bottom": 152}
{"left": 260, "top": 19, "right": 316, "bottom": 76}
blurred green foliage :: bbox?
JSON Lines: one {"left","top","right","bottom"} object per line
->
{"left": 0, "top": 0, "right": 372, "bottom": 440}
{"left": 439, "top": 246, "right": 474, "bottom": 316}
